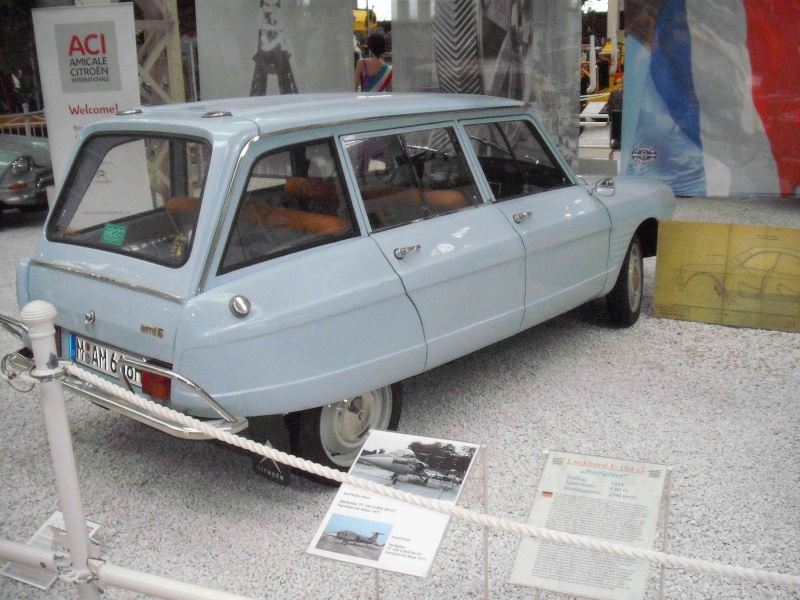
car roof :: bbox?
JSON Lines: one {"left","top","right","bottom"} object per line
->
{"left": 116, "top": 93, "right": 526, "bottom": 136}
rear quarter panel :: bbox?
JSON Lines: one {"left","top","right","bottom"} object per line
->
{"left": 171, "top": 237, "right": 426, "bottom": 417}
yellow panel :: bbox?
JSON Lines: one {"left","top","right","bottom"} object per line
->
{"left": 654, "top": 221, "right": 800, "bottom": 332}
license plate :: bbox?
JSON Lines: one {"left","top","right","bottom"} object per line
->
{"left": 68, "top": 333, "right": 142, "bottom": 387}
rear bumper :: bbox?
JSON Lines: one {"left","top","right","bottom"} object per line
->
{"left": 1, "top": 323, "right": 248, "bottom": 441}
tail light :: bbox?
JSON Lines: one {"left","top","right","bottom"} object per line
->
{"left": 142, "top": 370, "right": 171, "bottom": 400}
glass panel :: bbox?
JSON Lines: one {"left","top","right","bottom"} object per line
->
{"left": 220, "top": 139, "right": 357, "bottom": 273}
{"left": 344, "top": 126, "right": 481, "bottom": 231}
{"left": 47, "top": 135, "right": 211, "bottom": 267}
{"left": 465, "top": 120, "right": 570, "bottom": 200}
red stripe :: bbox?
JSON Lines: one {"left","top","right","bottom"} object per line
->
{"left": 742, "top": 0, "right": 800, "bottom": 196}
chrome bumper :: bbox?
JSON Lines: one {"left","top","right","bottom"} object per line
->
{"left": 1, "top": 314, "right": 248, "bottom": 441}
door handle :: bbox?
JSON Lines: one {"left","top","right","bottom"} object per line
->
{"left": 513, "top": 211, "right": 532, "bottom": 224}
{"left": 394, "top": 245, "right": 421, "bottom": 259}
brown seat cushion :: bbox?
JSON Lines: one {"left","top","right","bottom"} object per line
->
{"left": 240, "top": 203, "right": 348, "bottom": 235}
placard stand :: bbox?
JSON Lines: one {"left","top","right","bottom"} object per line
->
{"left": 369, "top": 443, "right": 491, "bottom": 600}
{"left": 510, "top": 450, "right": 673, "bottom": 600}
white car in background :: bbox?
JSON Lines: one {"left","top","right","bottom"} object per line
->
{"left": 0, "top": 134, "right": 53, "bottom": 215}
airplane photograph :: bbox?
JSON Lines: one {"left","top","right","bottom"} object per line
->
{"left": 314, "top": 514, "right": 393, "bottom": 561}
{"left": 351, "top": 431, "right": 479, "bottom": 503}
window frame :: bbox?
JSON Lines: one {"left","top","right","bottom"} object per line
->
{"left": 46, "top": 131, "right": 212, "bottom": 269}
{"left": 457, "top": 115, "right": 576, "bottom": 203}
{"left": 339, "top": 121, "right": 486, "bottom": 233}
{"left": 217, "top": 136, "right": 360, "bottom": 276}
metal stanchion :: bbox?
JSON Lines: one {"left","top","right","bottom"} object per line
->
{"left": 21, "top": 300, "right": 102, "bottom": 600}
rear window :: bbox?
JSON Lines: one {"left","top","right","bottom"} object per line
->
{"left": 47, "top": 134, "right": 211, "bottom": 267}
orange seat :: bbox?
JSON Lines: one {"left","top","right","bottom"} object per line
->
{"left": 362, "top": 187, "right": 466, "bottom": 213}
{"left": 284, "top": 177, "right": 340, "bottom": 203}
{"left": 240, "top": 203, "right": 348, "bottom": 235}
{"left": 166, "top": 196, "right": 200, "bottom": 214}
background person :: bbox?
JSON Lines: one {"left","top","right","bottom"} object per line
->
{"left": 355, "top": 32, "right": 392, "bottom": 92}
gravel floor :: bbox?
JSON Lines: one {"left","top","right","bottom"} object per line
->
{"left": 0, "top": 197, "right": 798, "bottom": 600}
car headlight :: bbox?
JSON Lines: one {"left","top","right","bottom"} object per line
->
{"left": 11, "top": 156, "right": 31, "bottom": 175}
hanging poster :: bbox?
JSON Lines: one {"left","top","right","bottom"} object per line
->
{"left": 32, "top": 4, "right": 140, "bottom": 191}
{"left": 391, "top": 0, "right": 581, "bottom": 166}
{"left": 621, "top": 0, "right": 800, "bottom": 197}
{"left": 195, "top": 0, "right": 353, "bottom": 99}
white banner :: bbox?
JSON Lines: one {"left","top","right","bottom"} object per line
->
{"left": 33, "top": 4, "right": 140, "bottom": 191}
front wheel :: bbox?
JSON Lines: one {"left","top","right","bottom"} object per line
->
{"left": 607, "top": 233, "right": 644, "bottom": 327}
{"left": 287, "top": 383, "right": 403, "bottom": 483}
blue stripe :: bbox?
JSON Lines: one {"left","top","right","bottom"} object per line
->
{"left": 650, "top": 0, "right": 702, "bottom": 149}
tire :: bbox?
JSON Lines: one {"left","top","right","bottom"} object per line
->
{"left": 607, "top": 233, "right": 643, "bottom": 327}
{"left": 287, "top": 383, "right": 403, "bottom": 485}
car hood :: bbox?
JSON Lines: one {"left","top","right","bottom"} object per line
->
{"left": 0, "top": 135, "right": 52, "bottom": 169}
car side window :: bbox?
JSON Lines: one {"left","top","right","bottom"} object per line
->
{"left": 343, "top": 126, "right": 482, "bottom": 231}
{"left": 219, "top": 138, "right": 357, "bottom": 274}
{"left": 464, "top": 120, "right": 570, "bottom": 200}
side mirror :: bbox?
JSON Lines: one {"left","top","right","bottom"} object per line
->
{"left": 592, "top": 176, "right": 615, "bottom": 197}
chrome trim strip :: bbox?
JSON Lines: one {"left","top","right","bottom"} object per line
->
{"left": 29, "top": 260, "right": 185, "bottom": 304}
{"left": 197, "top": 136, "right": 258, "bottom": 294}
{"left": 0, "top": 314, "right": 27, "bottom": 342}
{"left": 251, "top": 103, "right": 524, "bottom": 140}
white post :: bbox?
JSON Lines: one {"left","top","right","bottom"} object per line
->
{"left": 22, "top": 103, "right": 32, "bottom": 137}
{"left": 608, "top": 0, "right": 619, "bottom": 75}
{"left": 21, "top": 300, "right": 102, "bottom": 600}
{"left": 587, "top": 35, "right": 598, "bottom": 94}
{"left": 482, "top": 444, "right": 489, "bottom": 600}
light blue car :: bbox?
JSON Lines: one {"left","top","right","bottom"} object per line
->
{"left": 4, "top": 93, "right": 675, "bottom": 477}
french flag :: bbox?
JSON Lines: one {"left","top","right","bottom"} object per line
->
{"left": 621, "top": 0, "right": 799, "bottom": 197}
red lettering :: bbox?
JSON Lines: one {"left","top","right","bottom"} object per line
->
{"left": 85, "top": 34, "right": 100, "bottom": 55}
{"left": 68, "top": 35, "right": 85, "bottom": 56}
{"left": 67, "top": 33, "right": 107, "bottom": 56}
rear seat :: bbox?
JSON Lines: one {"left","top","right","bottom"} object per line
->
{"left": 167, "top": 194, "right": 348, "bottom": 236}
{"left": 284, "top": 177, "right": 467, "bottom": 215}
{"left": 239, "top": 203, "right": 348, "bottom": 235}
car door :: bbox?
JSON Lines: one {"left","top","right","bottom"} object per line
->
{"left": 341, "top": 124, "right": 526, "bottom": 370}
{"left": 462, "top": 117, "right": 612, "bottom": 329}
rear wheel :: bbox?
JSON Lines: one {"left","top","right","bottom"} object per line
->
{"left": 287, "top": 383, "right": 403, "bottom": 484}
{"left": 607, "top": 233, "right": 643, "bottom": 327}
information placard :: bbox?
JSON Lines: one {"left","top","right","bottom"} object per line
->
{"left": 509, "top": 451, "right": 668, "bottom": 600}
{"left": 308, "top": 430, "right": 479, "bottom": 577}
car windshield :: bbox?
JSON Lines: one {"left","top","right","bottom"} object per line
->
{"left": 47, "top": 133, "right": 211, "bottom": 267}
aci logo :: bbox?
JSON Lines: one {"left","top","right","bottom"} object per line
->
{"left": 55, "top": 21, "right": 121, "bottom": 93}
{"left": 68, "top": 33, "right": 107, "bottom": 56}
{"left": 631, "top": 145, "right": 658, "bottom": 165}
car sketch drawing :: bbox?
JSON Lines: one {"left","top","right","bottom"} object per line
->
{"left": 676, "top": 247, "right": 800, "bottom": 307}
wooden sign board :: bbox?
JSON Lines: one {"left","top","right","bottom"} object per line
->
{"left": 654, "top": 220, "right": 800, "bottom": 332}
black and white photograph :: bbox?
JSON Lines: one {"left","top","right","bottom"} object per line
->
{"left": 352, "top": 430, "right": 479, "bottom": 503}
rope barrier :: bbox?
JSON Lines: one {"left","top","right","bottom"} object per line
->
{"left": 11, "top": 363, "right": 800, "bottom": 589}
